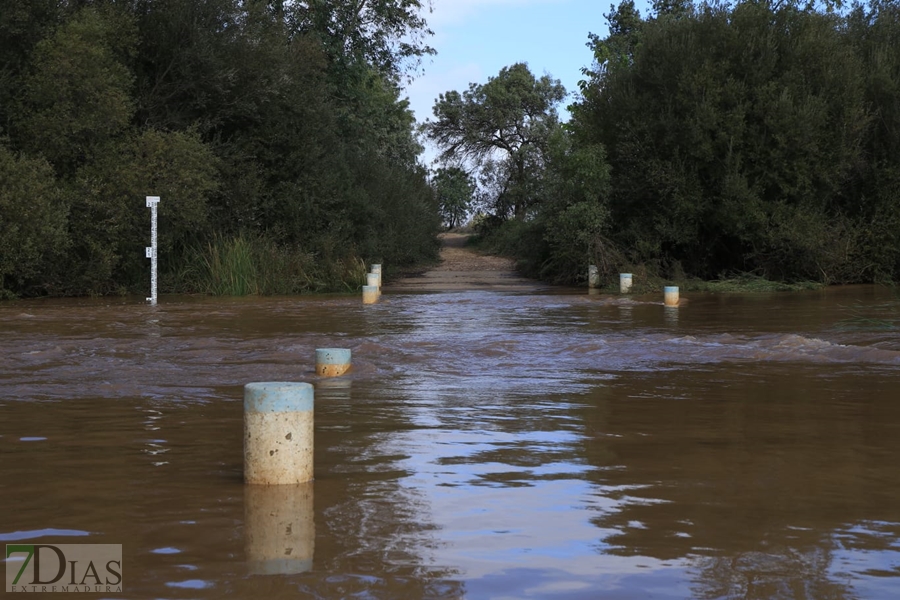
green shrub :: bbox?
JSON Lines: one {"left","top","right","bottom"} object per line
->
{"left": 0, "top": 145, "right": 68, "bottom": 297}
{"left": 170, "top": 233, "right": 368, "bottom": 296}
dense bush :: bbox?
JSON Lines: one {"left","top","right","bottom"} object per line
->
{"left": 566, "top": 0, "right": 900, "bottom": 284}
{"left": 0, "top": 146, "right": 68, "bottom": 297}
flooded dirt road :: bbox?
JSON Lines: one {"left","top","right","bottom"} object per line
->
{"left": 1, "top": 284, "right": 899, "bottom": 598}
{"left": 386, "top": 232, "right": 547, "bottom": 292}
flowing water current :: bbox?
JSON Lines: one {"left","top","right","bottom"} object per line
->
{"left": 1, "top": 286, "right": 899, "bottom": 599}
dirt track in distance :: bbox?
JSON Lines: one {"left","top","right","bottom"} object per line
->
{"left": 384, "top": 232, "right": 547, "bottom": 292}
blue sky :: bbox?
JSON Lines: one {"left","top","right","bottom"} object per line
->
{"left": 404, "top": 0, "right": 636, "bottom": 164}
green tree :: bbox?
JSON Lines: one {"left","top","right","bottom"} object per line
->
{"left": 0, "top": 0, "right": 63, "bottom": 136}
{"left": 572, "top": 1, "right": 871, "bottom": 281}
{"left": 537, "top": 128, "right": 613, "bottom": 282}
{"left": 64, "top": 129, "right": 218, "bottom": 293}
{"left": 424, "top": 63, "right": 566, "bottom": 220}
{"left": 651, "top": 0, "right": 692, "bottom": 19}
{"left": 0, "top": 145, "right": 68, "bottom": 297}
{"left": 582, "top": 0, "right": 644, "bottom": 86}
{"left": 14, "top": 6, "right": 136, "bottom": 175}
{"left": 284, "top": 0, "right": 435, "bottom": 81}
{"left": 432, "top": 167, "right": 475, "bottom": 229}
{"left": 132, "top": 0, "right": 281, "bottom": 135}
{"left": 845, "top": 0, "right": 900, "bottom": 281}
{"left": 0, "top": 0, "right": 443, "bottom": 297}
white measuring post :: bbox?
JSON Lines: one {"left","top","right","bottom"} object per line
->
{"left": 146, "top": 196, "right": 160, "bottom": 306}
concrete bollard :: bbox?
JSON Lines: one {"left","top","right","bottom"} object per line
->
{"left": 588, "top": 265, "right": 600, "bottom": 289}
{"left": 371, "top": 264, "right": 382, "bottom": 288}
{"left": 245, "top": 482, "right": 314, "bottom": 575}
{"left": 362, "top": 284, "right": 378, "bottom": 304}
{"left": 366, "top": 272, "right": 380, "bottom": 292}
{"left": 620, "top": 273, "right": 633, "bottom": 294}
{"left": 664, "top": 286, "right": 680, "bottom": 307}
{"left": 315, "top": 348, "right": 351, "bottom": 377}
{"left": 244, "top": 382, "right": 314, "bottom": 485}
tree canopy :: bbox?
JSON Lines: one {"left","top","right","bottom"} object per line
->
{"left": 7, "top": 0, "right": 900, "bottom": 295}
{"left": 424, "top": 62, "right": 566, "bottom": 220}
{"left": 0, "top": 0, "right": 440, "bottom": 298}
{"left": 469, "top": 0, "right": 900, "bottom": 286}
{"left": 432, "top": 167, "right": 475, "bottom": 229}
{"left": 569, "top": 0, "right": 894, "bottom": 283}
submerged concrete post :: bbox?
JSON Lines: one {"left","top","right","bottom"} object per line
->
{"left": 371, "top": 264, "right": 382, "bottom": 288}
{"left": 315, "top": 348, "right": 351, "bottom": 377}
{"left": 620, "top": 273, "right": 633, "bottom": 294}
{"left": 362, "top": 285, "right": 378, "bottom": 304}
{"left": 588, "top": 265, "right": 600, "bottom": 289}
{"left": 245, "top": 482, "right": 314, "bottom": 575}
{"left": 664, "top": 286, "right": 680, "bottom": 307}
{"left": 244, "top": 382, "right": 313, "bottom": 485}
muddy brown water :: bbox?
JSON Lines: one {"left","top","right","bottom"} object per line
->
{"left": 1, "top": 286, "right": 899, "bottom": 599}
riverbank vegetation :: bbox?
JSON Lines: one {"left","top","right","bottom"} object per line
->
{"left": 6, "top": 1, "right": 900, "bottom": 299}
{"left": 0, "top": 0, "right": 440, "bottom": 299}
{"left": 427, "top": 0, "right": 900, "bottom": 289}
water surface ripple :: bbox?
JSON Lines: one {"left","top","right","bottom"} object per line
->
{"left": 1, "top": 286, "right": 899, "bottom": 599}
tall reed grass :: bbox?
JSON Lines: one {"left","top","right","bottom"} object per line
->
{"left": 170, "top": 233, "right": 368, "bottom": 295}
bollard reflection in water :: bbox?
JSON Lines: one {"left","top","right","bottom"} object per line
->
{"left": 244, "top": 482, "right": 315, "bottom": 576}
{"left": 665, "top": 305, "right": 679, "bottom": 326}
{"left": 315, "top": 378, "right": 352, "bottom": 404}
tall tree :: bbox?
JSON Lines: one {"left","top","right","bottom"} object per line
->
{"left": 432, "top": 167, "right": 475, "bottom": 229}
{"left": 0, "top": 0, "right": 443, "bottom": 298}
{"left": 572, "top": 0, "right": 872, "bottom": 281}
{"left": 0, "top": 145, "right": 68, "bottom": 297}
{"left": 284, "top": 0, "right": 435, "bottom": 81}
{"left": 14, "top": 6, "right": 136, "bottom": 175}
{"left": 0, "top": 0, "right": 63, "bottom": 136}
{"left": 424, "top": 63, "right": 566, "bottom": 220}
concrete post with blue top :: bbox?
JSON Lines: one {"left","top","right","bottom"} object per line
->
{"left": 315, "top": 348, "right": 351, "bottom": 377}
{"left": 620, "top": 273, "right": 633, "bottom": 293}
{"left": 664, "top": 286, "right": 680, "bottom": 307}
{"left": 244, "top": 382, "right": 314, "bottom": 485}
{"left": 362, "top": 285, "right": 378, "bottom": 304}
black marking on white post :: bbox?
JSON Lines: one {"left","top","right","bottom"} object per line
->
{"left": 146, "top": 196, "right": 160, "bottom": 306}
